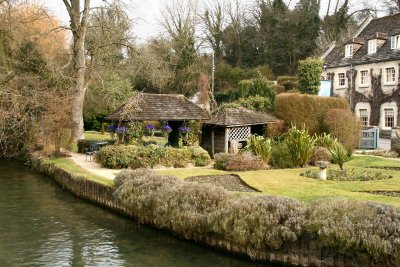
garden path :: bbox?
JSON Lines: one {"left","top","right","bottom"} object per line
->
{"left": 70, "top": 152, "right": 120, "bottom": 180}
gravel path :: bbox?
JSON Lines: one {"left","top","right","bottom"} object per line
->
{"left": 70, "top": 152, "right": 121, "bottom": 180}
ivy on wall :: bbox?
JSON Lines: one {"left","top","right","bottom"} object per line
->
{"left": 331, "top": 64, "right": 400, "bottom": 127}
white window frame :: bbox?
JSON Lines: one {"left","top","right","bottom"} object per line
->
{"left": 345, "top": 44, "right": 353, "bottom": 58}
{"left": 368, "top": 39, "right": 377, "bottom": 54}
{"left": 391, "top": 35, "right": 400, "bottom": 50}
{"left": 338, "top": 73, "right": 346, "bottom": 88}
{"left": 385, "top": 67, "right": 396, "bottom": 84}
{"left": 384, "top": 108, "right": 395, "bottom": 128}
{"left": 358, "top": 108, "right": 369, "bottom": 126}
{"left": 380, "top": 102, "right": 398, "bottom": 130}
{"left": 359, "top": 70, "right": 369, "bottom": 87}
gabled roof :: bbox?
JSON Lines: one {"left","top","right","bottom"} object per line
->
{"left": 324, "top": 13, "right": 400, "bottom": 68}
{"left": 106, "top": 93, "right": 210, "bottom": 121}
{"left": 206, "top": 107, "right": 278, "bottom": 127}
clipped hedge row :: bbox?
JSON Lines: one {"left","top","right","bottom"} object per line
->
{"left": 114, "top": 169, "right": 400, "bottom": 265}
{"left": 275, "top": 93, "right": 349, "bottom": 135}
{"left": 95, "top": 145, "right": 211, "bottom": 169}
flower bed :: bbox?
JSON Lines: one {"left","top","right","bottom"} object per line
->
{"left": 301, "top": 168, "right": 393, "bottom": 181}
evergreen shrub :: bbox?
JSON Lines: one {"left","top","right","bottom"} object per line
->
{"left": 95, "top": 145, "right": 211, "bottom": 169}
{"left": 297, "top": 57, "right": 323, "bottom": 94}
{"left": 285, "top": 126, "right": 315, "bottom": 167}
{"left": 275, "top": 93, "right": 349, "bottom": 135}
{"left": 271, "top": 141, "right": 295, "bottom": 169}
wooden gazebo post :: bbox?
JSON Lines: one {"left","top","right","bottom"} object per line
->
{"left": 224, "top": 128, "right": 229, "bottom": 153}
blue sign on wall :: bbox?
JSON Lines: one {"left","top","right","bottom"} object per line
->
{"left": 318, "top": 80, "right": 332, "bottom": 97}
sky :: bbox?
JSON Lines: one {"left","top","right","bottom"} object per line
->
{"left": 41, "top": 0, "right": 375, "bottom": 44}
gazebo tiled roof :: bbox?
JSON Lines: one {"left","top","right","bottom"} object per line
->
{"left": 106, "top": 93, "right": 210, "bottom": 121}
{"left": 206, "top": 107, "right": 278, "bottom": 127}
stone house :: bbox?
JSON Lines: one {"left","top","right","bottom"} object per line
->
{"left": 323, "top": 13, "right": 400, "bottom": 132}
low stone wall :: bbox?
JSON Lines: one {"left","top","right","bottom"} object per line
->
{"left": 391, "top": 127, "right": 400, "bottom": 154}
{"left": 29, "top": 156, "right": 373, "bottom": 267}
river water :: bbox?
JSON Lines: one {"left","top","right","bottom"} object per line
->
{"left": 0, "top": 159, "right": 277, "bottom": 267}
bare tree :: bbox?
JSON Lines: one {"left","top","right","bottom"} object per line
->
{"left": 62, "top": 0, "right": 91, "bottom": 141}
{"left": 383, "top": 0, "right": 400, "bottom": 14}
{"left": 200, "top": 0, "right": 226, "bottom": 61}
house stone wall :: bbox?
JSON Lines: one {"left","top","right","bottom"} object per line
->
{"left": 324, "top": 60, "right": 400, "bottom": 129}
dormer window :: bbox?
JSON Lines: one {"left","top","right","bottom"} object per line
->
{"left": 345, "top": 44, "right": 353, "bottom": 58}
{"left": 368, "top": 39, "right": 377, "bottom": 54}
{"left": 391, "top": 35, "right": 400, "bottom": 50}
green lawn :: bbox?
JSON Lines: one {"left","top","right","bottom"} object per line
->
{"left": 84, "top": 131, "right": 111, "bottom": 140}
{"left": 159, "top": 155, "right": 400, "bottom": 207}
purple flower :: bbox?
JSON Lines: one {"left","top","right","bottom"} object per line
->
{"left": 115, "top": 126, "right": 127, "bottom": 133}
{"left": 145, "top": 124, "right": 155, "bottom": 130}
{"left": 162, "top": 125, "right": 172, "bottom": 132}
{"left": 107, "top": 125, "right": 116, "bottom": 132}
{"left": 178, "top": 126, "right": 190, "bottom": 133}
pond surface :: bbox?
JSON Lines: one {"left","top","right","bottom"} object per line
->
{"left": 0, "top": 159, "right": 278, "bottom": 267}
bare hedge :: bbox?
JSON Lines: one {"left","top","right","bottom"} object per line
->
{"left": 275, "top": 93, "right": 349, "bottom": 135}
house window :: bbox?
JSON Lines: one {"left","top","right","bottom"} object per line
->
{"left": 386, "top": 67, "right": 396, "bottom": 83}
{"left": 391, "top": 35, "right": 400, "bottom": 50}
{"left": 345, "top": 44, "right": 353, "bottom": 57}
{"left": 338, "top": 73, "right": 346, "bottom": 87}
{"left": 358, "top": 108, "right": 369, "bottom": 126}
{"left": 368, "top": 39, "right": 377, "bottom": 54}
{"left": 360, "top": 70, "right": 369, "bottom": 86}
{"left": 384, "top": 108, "right": 395, "bottom": 128}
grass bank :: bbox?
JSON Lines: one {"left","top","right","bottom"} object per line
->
{"left": 42, "top": 157, "right": 114, "bottom": 186}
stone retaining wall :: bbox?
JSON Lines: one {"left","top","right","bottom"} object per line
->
{"left": 29, "top": 156, "right": 374, "bottom": 267}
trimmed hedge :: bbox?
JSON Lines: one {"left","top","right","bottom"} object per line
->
{"left": 277, "top": 76, "right": 298, "bottom": 92}
{"left": 114, "top": 170, "right": 400, "bottom": 265}
{"left": 95, "top": 145, "right": 211, "bottom": 169}
{"left": 275, "top": 93, "right": 349, "bottom": 135}
{"left": 324, "top": 109, "right": 362, "bottom": 153}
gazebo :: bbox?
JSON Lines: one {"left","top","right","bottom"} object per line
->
{"left": 106, "top": 93, "right": 210, "bottom": 145}
{"left": 201, "top": 107, "right": 279, "bottom": 156}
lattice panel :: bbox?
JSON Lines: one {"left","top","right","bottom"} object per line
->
{"left": 228, "top": 126, "right": 251, "bottom": 141}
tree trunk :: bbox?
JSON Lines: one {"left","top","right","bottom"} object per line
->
{"left": 326, "top": 0, "right": 331, "bottom": 17}
{"left": 63, "top": 0, "right": 91, "bottom": 142}
{"left": 71, "top": 33, "right": 87, "bottom": 141}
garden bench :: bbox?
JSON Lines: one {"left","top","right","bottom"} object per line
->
{"left": 85, "top": 142, "right": 106, "bottom": 161}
